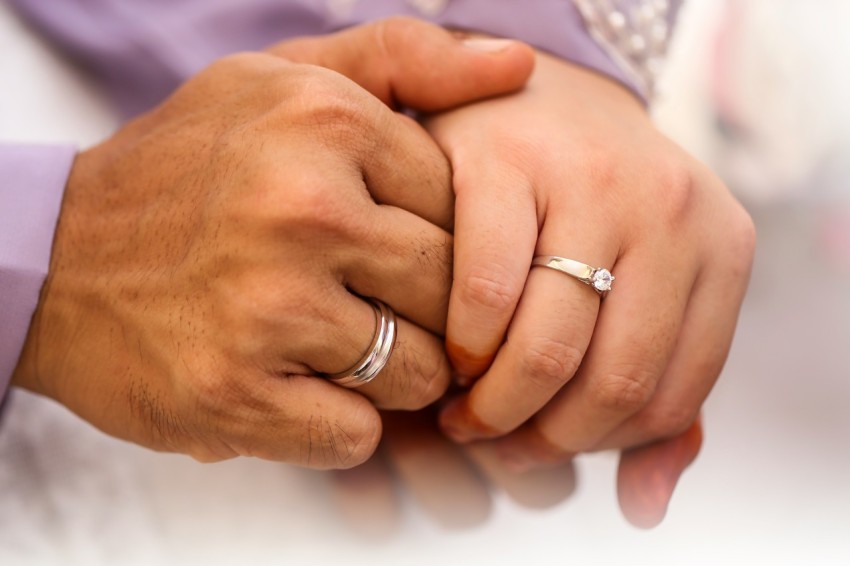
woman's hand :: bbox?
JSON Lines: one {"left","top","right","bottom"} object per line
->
{"left": 426, "top": 51, "right": 754, "bottom": 523}
{"left": 11, "top": 19, "right": 535, "bottom": 469}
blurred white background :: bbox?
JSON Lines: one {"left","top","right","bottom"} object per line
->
{"left": 1, "top": 1, "right": 849, "bottom": 564}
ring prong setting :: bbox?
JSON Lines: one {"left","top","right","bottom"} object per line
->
{"left": 591, "top": 268, "right": 614, "bottom": 293}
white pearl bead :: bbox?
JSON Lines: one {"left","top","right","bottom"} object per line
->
{"left": 572, "top": 0, "right": 674, "bottom": 98}
{"left": 639, "top": 3, "right": 657, "bottom": 24}
{"left": 407, "top": 0, "right": 448, "bottom": 17}
{"left": 628, "top": 33, "right": 647, "bottom": 54}
{"left": 608, "top": 10, "right": 627, "bottom": 31}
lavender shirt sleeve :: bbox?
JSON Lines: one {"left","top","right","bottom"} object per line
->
{"left": 0, "top": 145, "right": 75, "bottom": 399}
{"left": 8, "top": 1, "right": 681, "bottom": 118}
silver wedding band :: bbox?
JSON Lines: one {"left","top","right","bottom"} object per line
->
{"left": 531, "top": 255, "right": 615, "bottom": 296}
{"left": 326, "top": 298, "right": 397, "bottom": 388}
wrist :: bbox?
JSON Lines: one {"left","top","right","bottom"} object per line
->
{"left": 532, "top": 49, "right": 649, "bottom": 121}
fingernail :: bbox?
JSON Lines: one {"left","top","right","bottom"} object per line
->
{"left": 445, "top": 341, "right": 494, "bottom": 384}
{"left": 462, "top": 38, "right": 515, "bottom": 53}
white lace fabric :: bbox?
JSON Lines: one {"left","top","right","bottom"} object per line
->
{"left": 572, "top": 0, "right": 673, "bottom": 98}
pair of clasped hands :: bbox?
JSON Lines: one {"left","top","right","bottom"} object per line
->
{"left": 12, "top": 18, "right": 754, "bottom": 528}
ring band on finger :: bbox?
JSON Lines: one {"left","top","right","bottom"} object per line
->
{"left": 325, "top": 298, "right": 397, "bottom": 388}
{"left": 531, "top": 255, "right": 614, "bottom": 297}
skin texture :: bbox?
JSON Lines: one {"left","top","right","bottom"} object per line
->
{"left": 11, "top": 19, "right": 535, "bottom": 469}
{"left": 423, "top": 50, "right": 755, "bottom": 524}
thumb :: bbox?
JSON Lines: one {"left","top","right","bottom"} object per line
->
{"left": 616, "top": 417, "right": 704, "bottom": 529}
{"left": 267, "top": 17, "right": 535, "bottom": 111}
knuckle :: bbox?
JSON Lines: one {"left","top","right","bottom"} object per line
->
{"left": 405, "top": 350, "right": 451, "bottom": 410}
{"left": 729, "top": 206, "right": 757, "bottom": 261}
{"left": 301, "top": 404, "right": 381, "bottom": 469}
{"left": 191, "top": 369, "right": 243, "bottom": 416}
{"left": 374, "top": 16, "right": 420, "bottom": 49}
{"left": 654, "top": 162, "right": 697, "bottom": 224}
{"left": 127, "top": 378, "right": 191, "bottom": 451}
{"left": 701, "top": 177, "right": 756, "bottom": 276}
{"left": 307, "top": 93, "right": 363, "bottom": 135}
{"left": 592, "top": 366, "right": 658, "bottom": 413}
{"left": 266, "top": 172, "right": 360, "bottom": 239}
{"left": 369, "top": 343, "right": 450, "bottom": 411}
{"left": 186, "top": 438, "right": 240, "bottom": 463}
{"left": 458, "top": 266, "right": 520, "bottom": 314}
{"left": 285, "top": 174, "right": 344, "bottom": 221}
{"left": 187, "top": 450, "right": 225, "bottom": 464}
{"left": 522, "top": 338, "right": 583, "bottom": 392}
{"left": 285, "top": 71, "right": 369, "bottom": 141}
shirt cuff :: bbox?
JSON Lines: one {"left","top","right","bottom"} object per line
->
{"left": 0, "top": 144, "right": 75, "bottom": 400}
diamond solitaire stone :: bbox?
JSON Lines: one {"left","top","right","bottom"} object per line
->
{"left": 592, "top": 269, "right": 614, "bottom": 292}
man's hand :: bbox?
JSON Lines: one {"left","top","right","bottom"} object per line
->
{"left": 10, "top": 19, "right": 535, "bottom": 469}
{"left": 425, "top": 51, "right": 754, "bottom": 525}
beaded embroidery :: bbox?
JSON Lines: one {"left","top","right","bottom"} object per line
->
{"left": 571, "top": 0, "right": 673, "bottom": 98}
